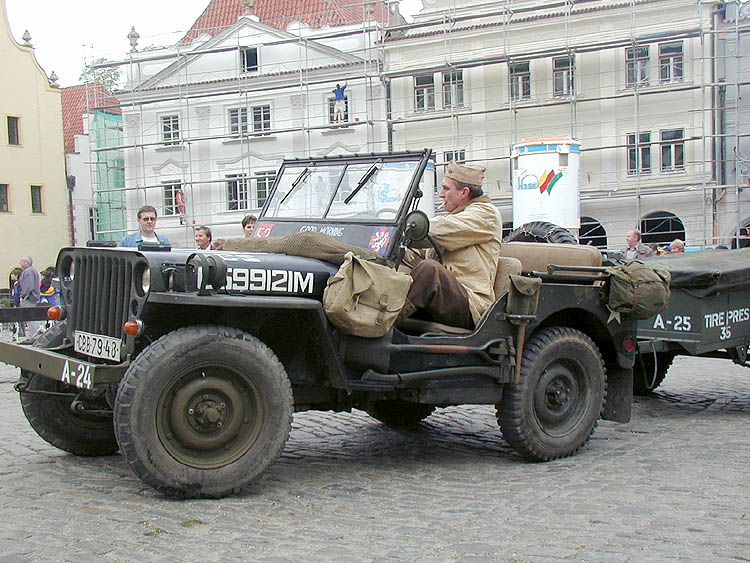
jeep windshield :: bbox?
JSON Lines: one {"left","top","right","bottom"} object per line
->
{"left": 263, "top": 151, "right": 431, "bottom": 223}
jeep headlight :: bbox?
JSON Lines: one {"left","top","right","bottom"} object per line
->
{"left": 134, "top": 263, "right": 151, "bottom": 297}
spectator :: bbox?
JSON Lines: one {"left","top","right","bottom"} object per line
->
{"left": 332, "top": 82, "right": 348, "bottom": 123}
{"left": 669, "top": 239, "right": 685, "bottom": 253}
{"left": 195, "top": 226, "right": 212, "bottom": 250}
{"left": 242, "top": 214, "right": 257, "bottom": 238}
{"left": 624, "top": 229, "right": 654, "bottom": 260}
{"left": 18, "top": 256, "right": 42, "bottom": 340}
{"left": 9, "top": 268, "right": 22, "bottom": 307}
{"left": 119, "top": 205, "right": 171, "bottom": 247}
{"left": 39, "top": 268, "right": 57, "bottom": 306}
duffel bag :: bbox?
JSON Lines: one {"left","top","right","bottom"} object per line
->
{"left": 605, "top": 261, "right": 671, "bottom": 320}
{"left": 323, "top": 251, "right": 412, "bottom": 337}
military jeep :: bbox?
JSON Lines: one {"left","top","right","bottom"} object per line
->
{"left": 0, "top": 150, "right": 637, "bottom": 498}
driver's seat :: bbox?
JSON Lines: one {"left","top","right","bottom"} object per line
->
{"left": 396, "top": 256, "right": 523, "bottom": 335}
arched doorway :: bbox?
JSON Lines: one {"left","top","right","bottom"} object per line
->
{"left": 640, "top": 211, "right": 685, "bottom": 245}
{"left": 579, "top": 216, "right": 607, "bottom": 247}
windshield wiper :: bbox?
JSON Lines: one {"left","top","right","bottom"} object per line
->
{"left": 278, "top": 167, "right": 310, "bottom": 207}
{"left": 344, "top": 163, "right": 379, "bottom": 205}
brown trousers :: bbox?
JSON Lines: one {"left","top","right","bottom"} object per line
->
{"left": 407, "top": 259, "right": 474, "bottom": 329}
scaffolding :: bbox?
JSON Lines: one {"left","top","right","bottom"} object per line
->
{"left": 80, "top": 0, "right": 749, "bottom": 249}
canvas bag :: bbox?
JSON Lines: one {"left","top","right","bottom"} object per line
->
{"left": 605, "top": 261, "right": 671, "bottom": 320}
{"left": 323, "top": 251, "right": 412, "bottom": 337}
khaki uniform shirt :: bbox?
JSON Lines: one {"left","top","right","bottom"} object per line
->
{"left": 427, "top": 195, "right": 503, "bottom": 323}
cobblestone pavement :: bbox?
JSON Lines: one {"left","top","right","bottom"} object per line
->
{"left": 0, "top": 355, "right": 748, "bottom": 562}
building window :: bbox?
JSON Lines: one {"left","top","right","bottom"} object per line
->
{"left": 0, "top": 184, "right": 8, "bottom": 212}
{"left": 161, "top": 115, "right": 180, "bottom": 144}
{"left": 252, "top": 105, "right": 271, "bottom": 133}
{"left": 442, "top": 71, "right": 464, "bottom": 108}
{"left": 626, "top": 46, "right": 649, "bottom": 88}
{"left": 579, "top": 216, "right": 608, "bottom": 248}
{"left": 640, "top": 211, "right": 686, "bottom": 244}
{"left": 162, "top": 182, "right": 181, "bottom": 216}
{"left": 627, "top": 132, "right": 651, "bottom": 175}
{"left": 661, "top": 129, "right": 684, "bottom": 172}
{"left": 241, "top": 47, "right": 258, "bottom": 73}
{"left": 553, "top": 57, "right": 575, "bottom": 97}
{"left": 659, "top": 42, "right": 683, "bottom": 83}
{"left": 443, "top": 149, "right": 466, "bottom": 163}
{"left": 30, "top": 185, "right": 43, "bottom": 214}
{"left": 226, "top": 174, "right": 249, "bottom": 211}
{"left": 88, "top": 207, "right": 98, "bottom": 241}
{"left": 510, "top": 62, "right": 531, "bottom": 101}
{"left": 7, "top": 116, "right": 19, "bottom": 145}
{"left": 327, "top": 96, "right": 349, "bottom": 123}
{"left": 228, "top": 107, "right": 248, "bottom": 136}
{"left": 414, "top": 75, "right": 435, "bottom": 111}
{"left": 255, "top": 171, "right": 275, "bottom": 208}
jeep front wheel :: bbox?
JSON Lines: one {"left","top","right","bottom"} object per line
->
{"left": 114, "top": 325, "right": 293, "bottom": 498}
{"left": 497, "top": 327, "right": 606, "bottom": 461}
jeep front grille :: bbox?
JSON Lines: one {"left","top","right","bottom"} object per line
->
{"left": 69, "top": 254, "right": 133, "bottom": 339}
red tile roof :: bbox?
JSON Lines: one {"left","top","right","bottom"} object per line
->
{"left": 181, "top": 0, "right": 396, "bottom": 44}
{"left": 61, "top": 84, "right": 120, "bottom": 154}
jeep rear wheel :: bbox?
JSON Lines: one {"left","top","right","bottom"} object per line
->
{"left": 114, "top": 325, "right": 293, "bottom": 498}
{"left": 20, "top": 322, "right": 118, "bottom": 456}
{"left": 497, "top": 327, "right": 606, "bottom": 461}
{"left": 366, "top": 400, "right": 435, "bottom": 428}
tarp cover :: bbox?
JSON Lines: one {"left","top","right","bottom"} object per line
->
{"left": 218, "top": 231, "right": 386, "bottom": 266}
{"left": 643, "top": 248, "right": 750, "bottom": 296}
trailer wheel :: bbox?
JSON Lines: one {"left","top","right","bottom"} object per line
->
{"left": 497, "top": 327, "right": 606, "bottom": 461}
{"left": 503, "top": 221, "right": 578, "bottom": 244}
{"left": 114, "top": 325, "right": 293, "bottom": 499}
{"left": 634, "top": 351, "right": 675, "bottom": 395}
{"left": 20, "top": 322, "right": 118, "bottom": 456}
{"left": 366, "top": 400, "right": 435, "bottom": 428}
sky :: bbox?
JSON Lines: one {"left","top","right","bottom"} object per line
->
{"left": 5, "top": 0, "right": 423, "bottom": 88}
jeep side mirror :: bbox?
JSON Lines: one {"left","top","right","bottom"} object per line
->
{"left": 404, "top": 210, "right": 430, "bottom": 241}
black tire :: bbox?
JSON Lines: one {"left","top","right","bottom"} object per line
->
{"left": 633, "top": 351, "right": 674, "bottom": 395}
{"left": 497, "top": 327, "right": 606, "bottom": 461}
{"left": 366, "top": 400, "right": 435, "bottom": 428}
{"left": 114, "top": 325, "right": 293, "bottom": 499}
{"left": 20, "top": 322, "right": 118, "bottom": 456}
{"left": 503, "top": 221, "right": 578, "bottom": 244}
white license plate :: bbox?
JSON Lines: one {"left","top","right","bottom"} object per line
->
{"left": 73, "top": 330, "right": 122, "bottom": 361}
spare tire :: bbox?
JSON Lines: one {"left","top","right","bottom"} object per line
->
{"left": 503, "top": 221, "right": 577, "bottom": 245}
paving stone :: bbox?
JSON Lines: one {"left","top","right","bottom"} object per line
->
{"left": 0, "top": 356, "right": 748, "bottom": 561}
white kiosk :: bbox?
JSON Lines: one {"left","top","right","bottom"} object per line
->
{"left": 512, "top": 136, "right": 581, "bottom": 232}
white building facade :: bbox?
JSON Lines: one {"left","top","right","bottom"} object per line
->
{"left": 118, "top": 15, "right": 388, "bottom": 246}
{"left": 383, "top": 0, "right": 745, "bottom": 247}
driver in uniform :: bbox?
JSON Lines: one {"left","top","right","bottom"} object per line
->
{"left": 402, "top": 161, "right": 503, "bottom": 329}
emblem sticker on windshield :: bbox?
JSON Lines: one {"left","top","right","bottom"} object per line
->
{"left": 254, "top": 222, "right": 275, "bottom": 238}
{"left": 368, "top": 227, "right": 393, "bottom": 255}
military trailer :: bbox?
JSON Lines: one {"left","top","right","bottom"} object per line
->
{"left": 634, "top": 249, "right": 750, "bottom": 394}
{"left": 0, "top": 150, "right": 638, "bottom": 498}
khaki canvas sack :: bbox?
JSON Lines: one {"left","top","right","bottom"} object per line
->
{"left": 605, "top": 261, "right": 671, "bottom": 320}
{"left": 323, "top": 251, "right": 412, "bottom": 338}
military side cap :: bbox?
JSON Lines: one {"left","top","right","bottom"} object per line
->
{"left": 446, "top": 160, "right": 485, "bottom": 186}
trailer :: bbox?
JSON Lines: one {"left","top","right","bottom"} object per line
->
{"left": 634, "top": 248, "right": 750, "bottom": 393}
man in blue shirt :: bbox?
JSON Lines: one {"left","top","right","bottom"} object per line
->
{"left": 332, "top": 82, "right": 348, "bottom": 123}
{"left": 120, "top": 205, "right": 171, "bottom": 247}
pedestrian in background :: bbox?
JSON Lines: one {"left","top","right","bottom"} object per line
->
{"left": 18, "top": 256, "right": 42, "bottom": 340}
{"left": 195, "top": 226, "right": 212, "bottom": 250}
{"left": 242, "top": 214, "right": 257, "bottom": 238}
{"left": 120, "top": 205, "right": 171, "bottom": 247}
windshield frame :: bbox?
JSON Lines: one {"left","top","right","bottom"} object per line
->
{"left": 259, "top": 150, "right": 432, "bottom": 226}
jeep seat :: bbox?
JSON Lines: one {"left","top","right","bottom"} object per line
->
{"left": 499, "top": 241, "right": 602, "bottom": 273}
{"left": 396, "top": 256, "right": 523, "bottom": 335}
